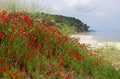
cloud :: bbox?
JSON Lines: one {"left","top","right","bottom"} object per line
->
{"left": 11, "top": 0, "right": 119, "bottom": 31}
{"left": 37, "top": 0, "right": 97, "bottom": 15}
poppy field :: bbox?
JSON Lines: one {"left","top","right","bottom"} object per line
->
{"left": 0, "top": 10, "right": 120, "bottom": 79}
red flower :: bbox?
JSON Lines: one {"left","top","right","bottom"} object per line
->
{"left": 65, "top": 76, "right": 69, "bottom": 79}
{"left": 8, "top": 73, "right": 12, "bottom": 78}
{"left": 23, "top": 16, "right": 29, "bottom": 22}
{"left": 51, "top": 64, "right": 56, "bottom": 67}
{"left": 0, "top": 33, "right": 5, "bottom": 39}
{"left": 72, "top": 50, "right": 78, "bottom": 55}
{"left": 44, "top": 23, "right": 49, "bottom": 27}
{"left": 57, "top": 72, "right": 61, "bottom": 77}
{"left": 49, "top": 70, "right": 53, "bottom": 73}
{"left": 36, "top": 28, "right": 42, "bottom": 33}
{"left": 2, "top": 62, "right": 7, "bottom": 65}
{"left": 2, "top": 10, "right": 7, "bottom": 15}
{"left": 14, "top": 74, "right": 19, "bottom": 79}
{"left": 1, "top": 67, "right": 7, "bottom": 72}
{"left": 21, "top": 66, "right": 26, "bottom": 72}
{"left": 37, "top": 44, "right": 42, "bottom": 50}
{"left": 61, "top": 55, "right": 65, "bottom": 62}
{"left": 47, "top": 42, "right": 51, "bottom": 47}
{"left": 13, "top": 37, "right": 16, "bottom": 41}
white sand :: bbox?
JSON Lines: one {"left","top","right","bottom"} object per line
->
{"left": 71, "top": 34, "right": 120, "bottom": 50}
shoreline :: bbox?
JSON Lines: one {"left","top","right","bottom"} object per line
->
{"left": 71, "top": 34, "right": 120, "bottom": 50}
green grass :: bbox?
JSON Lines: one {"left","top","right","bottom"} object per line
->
{"left": 0, "top": 0, "right": 89, "bottom": 35}
{"left": 0, "top": 10, "right": 120, "bottom": 79}
{"left": 97, "top": 42, "right": 120, "bottom": 68}
{"left": 0, "top": 1, "right": 120, "bottom": 79}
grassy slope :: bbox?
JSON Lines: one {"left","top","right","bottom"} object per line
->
{"left": 0, "top": 10, "right": 120, "bottom": 79}
{"left": 0, "top": 0, "right": 89, "bottom": 36}
{"left": 0, "top": 0, "right": 90, "bottom": 37}
{"left": 22, "top": 12, "right": 89, "bottom": 36}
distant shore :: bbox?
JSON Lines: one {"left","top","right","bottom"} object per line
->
{"left": 71, "top": 34, "right": 120, "bottom": 50}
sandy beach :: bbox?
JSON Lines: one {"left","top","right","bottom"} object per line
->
{"left": 71, "top": 34, "right": 120, "bottom": 50}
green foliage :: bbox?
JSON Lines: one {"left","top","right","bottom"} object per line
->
{"left": 0, "top": 10, "right": 120, "bottom": 79}
{"left": 0, "top": 1, "right": 120, "bottom": 79}
{"left": 0, "top": 0, "right": 89, "bottom": 35}
{"left": 97, "top": 42, "right": 120, "bottom": 66}
{"left": 28, "top": 12, "right": 90, "bottom": 33}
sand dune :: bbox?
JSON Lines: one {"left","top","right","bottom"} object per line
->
{"left": 71, "top": 34, "right": 120, "bottom": 50}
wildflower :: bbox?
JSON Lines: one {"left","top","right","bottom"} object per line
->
{"left": 12, "top": 37, "right": 16, "bottom": 41}
{"left": 8, "top": 73, "right": 12, "bottom": 78}
{"left": 0, "top": 33, "right": 5, "bottom": 39}
{"left": 65, "top": 76, "right": 69, "bottom": 79}
{"left": 61, "top": 55, "right": 65, "bottom": 62}
{"left": 44, "top": 23, "right": 49, "bottom": 27}
{"left": 59, "top": 68, "right": 64, "bottom": 72}
{"left": 49, "top": 24, "right": 53, "bottom": 27}
{"left": 63, "top": 36, "right": 68, "bottom": 42}
{"left": 2, "top": 24, "right": 6, "bottom": 26}
{"left": 7, "top": 13, "right": 13, "bottom": 18}
{"left": 42, "top": 50, "right": 47, "bottom": 56}
{"left": 48, "top": 70, "right": 54, "bottom": 76}
{"left": 13, "top": 54, "right": 19, "bottom": 58}
{"left": 57, "top": 72, "right": 61, "bottom": 77}
{"left": 1, "top": 67, "right": 7, "bottom": 72}
{"left": 14, "top": 74, "right": 19, "bottom": 79}
{"left": 2, "top": 62, "right": 7, "bottom": 65}
{"left": 49, "top": 70, "right": 53, "bottom": 73}
{"left": 1, "top": 15, "right": 8, "bottom": 22}
{"left": 56, "top": 42, "right": 59, "bottom": 44}
{"left": 72, "top": 50, "right": 78, "bottom": 55}
{"left": 51, "top": 64, "right": 56, "bottom": 67}
{"left": 2, "top": 10, "right": 7, "bottom": 15}
{"left": 37, "top": 44, "right": 42, "bottom": 50}
{"left": 23, "top": 16, "right": 29, "bottom": 22}
{"left": 47, "top": 42, "right": 51, "bottom": 47}
{"left": 36, "top": 28, "right": 42, "bottom": 33}
{"left": 21, "top": 66, "right": 26, "bottom": 72}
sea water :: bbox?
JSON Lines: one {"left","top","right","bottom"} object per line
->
{"left": 88, "top": 31, "right": 120, "bottom": 42}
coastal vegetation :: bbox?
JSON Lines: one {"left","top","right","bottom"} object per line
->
{"left": 29, "top": 13, "right": 89, "bottom": 32}
{"left": 0, "top": 0, "right": 89, "bottom": 35}
{"left": 0, "top": 10, "right": 120, "bottom": 79}
{"left": 0, "top": 1, "right": 120, "bottom": 79}
{"left": 97, "top": 43, "right": 120, "bottom": 69}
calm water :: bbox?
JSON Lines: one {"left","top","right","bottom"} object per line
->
{"left": 88, "top": 31, "right": 120, "bottom": 42}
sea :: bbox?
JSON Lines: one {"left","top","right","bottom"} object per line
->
{"left": 88, "top": 31, "right": 120, "bottom": 42}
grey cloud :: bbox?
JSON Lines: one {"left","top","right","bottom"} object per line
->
{"left": 6, "top": 0, "right": 119, "bottom": 31}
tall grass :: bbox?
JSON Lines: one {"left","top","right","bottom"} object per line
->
{"left": 0, "top": 9, "right": 120, "bottom": 79}
{"left": 0, "top": 1, "right": 120, "bottom": 79}
{"left": 97, "top": 42, "right": 120, "bottom": 68}
{"left": 0, "top": 0, "right": 49, "bottom": 13}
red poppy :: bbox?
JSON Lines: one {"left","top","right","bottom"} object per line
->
{"left": 61, "top": 55, "right": 65, "bottom": 62}
{"left": 0, "top": 33, "right": 5, "bottom": 39}
{"left": 36, "top": 28, "right": 42, "bottom": 33}
{"left": 2, "top": 10, "right": 7, "bottom": 15}
{"left": 14, "top": 74, "right": 19, "bottom": 79}
{"left": 8, "top": 73, "right": 12, "bottom": 78}
{"left": 1, "top": 67, "right": 7, "bottom": 72}
{"left": 21, "top": 66, "right": 26, "bottom": 72}
{"left": 51, "top": 64, "right": 56, "bottom": 67}
{"left": 57, "top": 73, "right": 61, "bottom": 77}
{"left": 47, "top": 42, "right": 51, "bottom": 47}
{"left": 37, "top": 44, "right": 42, "bottom": 50}
{"left": 23, "top": 16, "right": 29, "bottom": 22}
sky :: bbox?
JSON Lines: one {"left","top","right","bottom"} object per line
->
{"left": 1, "top": 0, "right": 119, "bottom": 32}
{"left": 36, "top": 0, "right": 120, "bottom": 32}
